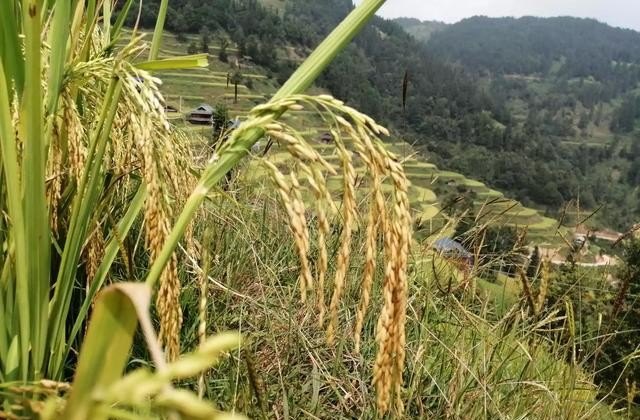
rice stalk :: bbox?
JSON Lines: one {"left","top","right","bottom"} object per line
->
{"left": 263, "top": 161, "right": 312, "bottom": 303}
{"left": 326, "top": 138, "right": 357, "bottom": 346}
{"left": 43, "top": 27, "right": 197, "bottom": 363}
{"left": 304, "top": 163, "right": 332, "bottom": 326}
{"left": 354, "top": 163, "right": 387, "bottom": 353}
{"left": 254, "top": 94, "right": 412, "bottom": 414}
{"left": 131, "top": 112, "right": 181, "bottom": 360}
{"left": 375, "top": 153, "right": 411, "bottom": 415}
{"left": 536, "top": 260, "right": 551, "bottom": 314}
{"left": 60, "top": 91, "right": 86, "bottom": 185}
{"left": 46, "top": 114, "right": 63, "bottom": 233}
{"left": 290, "top": 172, "right": 314, "bottom": 299}
{"left": 85, "top": 222, "right": 105, "bottom": 284}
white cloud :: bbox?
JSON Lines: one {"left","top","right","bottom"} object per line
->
{"left": 354, "top": 0, "right": 640, "bottom": 31}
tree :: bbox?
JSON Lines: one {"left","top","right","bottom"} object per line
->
{"left": 187, "top": 41, "right": 198, "bottom": 54}
{"left": 577, "top": 110, "right": 589, "bottom": 133}
{"left": 200, "top": 27, "right": 210, "bottom": 53}
{"left": 171, "top": 7, "right": 188, "bottom": 40}
{"left": 211, "top": 103, "right": 229, "bottom": 142}
{"left": 611, "top": 94, "right": 639, "bottom": 133}
{"left": 231, "top": 70, "right": 242, "bottom": 103}
{"left": 218, "top": 35, "right": 229, "bottom": 63}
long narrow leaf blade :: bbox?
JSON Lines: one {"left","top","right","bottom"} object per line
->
{"left": 21, "top": 0, "right": 50, "bottom": 379}
{"left": 46, "top": 0, "right": 71, "bottom": 115}
{"left": 62, "top": 184, "right": 147, "bottom": 368}
{"left": 136, "top": 54, "right": 209, "bottom": 71}
{"left": 149, "top": 0, "right": 170, "bottom": 60}
{"left": 0, "top": 1, "right": 25, "bottom": 94}
{"left": 62, "top": 283, "right": 149, "bottom": 420}
{"left": 111, "top": 0, "right": 135, "bottom": 41}
{"left": 0, "top": 60, "right": 28, "bottom": 380}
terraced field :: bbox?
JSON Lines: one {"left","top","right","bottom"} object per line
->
{"left": 123, "top": 31, "right": 564, "bottom": 246}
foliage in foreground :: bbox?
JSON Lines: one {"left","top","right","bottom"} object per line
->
{"left": 164, "top": 181, "right": 618, "bottom": 419}
{"left": 0, "top": 0, "right": 417, "bottom": 417}
{"left": 0, "top": 0, "right": 633, "bottom": 418}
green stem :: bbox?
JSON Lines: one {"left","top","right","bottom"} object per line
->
{"left": 22, "top": 0, "right": 50, "bottom": 380}
{"left": 61, "top": 184, "right": 146, "bottom": 372}
{"left": 149, "top": 0, "right": 169, "bottom": 61}
{"left": 145, "top": 0, "right": 387, "bottom": 289}
{"left": 48, "top": 80, "right": 124, "bottom": 379}
{"left": 0, "top": 59, "right": 29, "bottom": 381}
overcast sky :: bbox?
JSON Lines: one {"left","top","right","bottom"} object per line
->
{"left": 354, "top": 0, "right": 640, "bottom": 31}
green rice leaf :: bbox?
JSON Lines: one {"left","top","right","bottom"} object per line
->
{"left": 136, "top": 54, "right": 209, "bottom": 71}
{"left": 61, "top": 283, "right": 148, "bottom": 420}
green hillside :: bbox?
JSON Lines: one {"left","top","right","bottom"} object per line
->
{"left": 121, "top": 1, "right": 640, "bottom": 233}
{"left": 417, "top": 16, "right": 640, "bottom": 231}
{"left": 121, "top": 28, "right": 564, "bottom": 248}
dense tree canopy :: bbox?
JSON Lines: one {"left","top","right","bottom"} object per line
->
{"left": 427, "top": 17, "right": 640, "bottom": 84}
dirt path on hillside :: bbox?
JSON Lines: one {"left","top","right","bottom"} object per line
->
{"left": 539, "top": 247, "right": 618, "bottom": 267}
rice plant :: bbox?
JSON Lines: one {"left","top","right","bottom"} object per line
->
{"left": 0, "top": 0, "right": 625, "bottom": 418}
{"left": 0, "top": 0, "right": 406, "bottom": 417}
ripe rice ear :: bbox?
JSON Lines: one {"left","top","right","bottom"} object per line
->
{"left": 257, "top": 95, "right": 412, "bottom": 414}
{"left": 326, "top": 139, "right": 357, "bottom": 346}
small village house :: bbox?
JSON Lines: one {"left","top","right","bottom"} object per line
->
{"left": 187, "top": 104, "right": 214, "bottom": 125}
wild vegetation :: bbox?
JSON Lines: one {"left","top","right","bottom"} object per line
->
{"left": 1, "top": 0, "right": 639, "bottom": 419}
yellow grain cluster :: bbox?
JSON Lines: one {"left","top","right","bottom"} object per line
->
{"left": 263, "top": 161, "right": 315, "bottom": 303}
{"left": 61, "top": 92, "right": 86, "bottom": 184}
{"left": 373, "top": 155, "right": 411, "bottom": 415}
{"left": 326, "top": 140, "right": 357, "bottom": 345}
{"left": 85, "top": 224, "right": 105, "bottom": 283}
{"left": 46, "top": 115, "right": 63, "bottom": 234}
{"left": 251, "top": 94, "right": 412, "bottom": 414}
{"left": 129, "top": 110, "right": 182, "bottom": 361}
{"left": 49, "top": 30, "right": 196, "bottom": 361}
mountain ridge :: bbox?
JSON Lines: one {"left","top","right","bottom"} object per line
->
{"left": 400, "top": 14, "right": 640, "bottom": 230}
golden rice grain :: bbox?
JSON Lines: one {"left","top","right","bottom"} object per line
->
{"left": 326, "top": 140, "right": 357, "bottom": 346}
{"left": 250, "top": 94, "right": 412, "bottom": 414}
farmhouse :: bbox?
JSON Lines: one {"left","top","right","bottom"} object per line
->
{"left": 187, "top": 104, "right": 214, "bottom": 124}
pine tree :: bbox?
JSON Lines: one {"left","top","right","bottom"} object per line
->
{"left": 200, "top": 27, "right": 210, "bottom": 53}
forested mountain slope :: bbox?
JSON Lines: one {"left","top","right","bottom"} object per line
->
{"left": 427, "top": 16, "right": 640, "bottom": 81}
{"left": 414, "top": 16, "right": 640, "bottom": 230}
{"left": 127, "top": 1, "right": 640, "bottom": 230}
